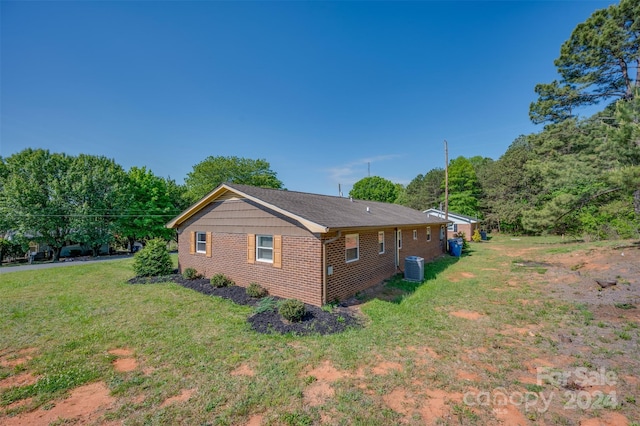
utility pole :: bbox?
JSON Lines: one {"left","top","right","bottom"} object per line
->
{"left": 367, "top": 162, "right": 370, "bottom": 177}
{"left": 444, "top": 140, "right": 449, "bottom": 223}
{"left": 444, "top": 140, "right": 449, "bottom": 251}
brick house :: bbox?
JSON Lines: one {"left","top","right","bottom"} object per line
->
{"left": 167, "top": 183, "right": 449, "bottom": 306}
{"left": 423, "top": 208, "right": 479, "bottom": 241}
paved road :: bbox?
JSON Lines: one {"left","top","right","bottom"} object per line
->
{"left": 0, "top": 255, "right": 134, "bottom": 274}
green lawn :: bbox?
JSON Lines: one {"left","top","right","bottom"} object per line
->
{"left": 1, "top": 236, "right": 638, "bottom": 425}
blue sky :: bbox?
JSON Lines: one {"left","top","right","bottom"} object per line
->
{"left": 1, "top": 0, "right": 614, "bottom": 196}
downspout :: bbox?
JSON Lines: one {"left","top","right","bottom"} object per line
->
{"left": 321, "top": 230, "right": 341, "bottom": 305}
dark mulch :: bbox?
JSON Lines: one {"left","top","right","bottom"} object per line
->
{"left": 127, "top": 273, "right": 362, "bottom": 335}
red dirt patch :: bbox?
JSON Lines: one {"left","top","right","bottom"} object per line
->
{"left": 2, "top": 381, "right": 115, "bottom": 426}
{"left": 112, "top": 357, "right": 137, "bottom": 373}
{"left": 372, "top": 361, "right": 403, "bottom": 375}
{"left": 0, "top": 348, "right": 37, "bottom": 368}
{"left": 579, "top": 412, "right": 629, "bottom": 426}
{"left": 160, "top": 388, "right": 196, "bottom": 407}
{"left": 0, "top": 372, "right": 38, "bottom": 390}
{"left": 231, "top": 363, "right": 255, "bottom": 377}
{"left": 406, "top": 345, "right": 440, "bottom": 359}
{"left": 450, "top": 310, "right": 485, "bottom": 320}
{"left": 303, "top": 380, "right": 335, "bottom": 407}
{"left": 419, "top": 389, "right": 463, "bottom": 423}
{"left": 109, "top": 347, "right": 138, "bottom": 372}
{"left": 304, "top": 360, "right": 348, "bottom": 382}
{"left": 245, "top": 414, "right": 264, "bottom": 426}
{"left": 492, "top": 403, "right": 529, "bottom": 426}
{"left": 456, "top": 370, "right": 480, "bottom": 381}
{"left": 383, "top": 388, "right": 414, "bottom": 416}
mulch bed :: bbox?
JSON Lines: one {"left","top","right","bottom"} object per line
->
{"left": 128, "top": 273, "right": 362, "bottom": 335}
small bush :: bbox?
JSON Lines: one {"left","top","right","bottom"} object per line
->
{"left": 210, "top": 273, "right": 234, "bottom": 288}
{"left": 279, "top": 299, "right": 306, "bottom": 322}
{"left": 472, "top": 229, "right": 482, "bottom": 242}
{"left": 246, "top": 282, "right": 268, "bottom": 298}
{"left": 182, "top": 267, "right": 200, "bottom": 280}
{"left": 133, "top": 239, "right": 173, "bottom": 277}
{"left": 255, "top": 297, "right": 277, "bottom": 313}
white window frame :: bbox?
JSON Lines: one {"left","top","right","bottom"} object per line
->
{"left": 398, "top": 230, "right": 402, "bottom": 250}
{"left": 378, "top": 231, "right": 385, "bottom": 254}
{"left": 440, "top": 225, "right": 445, "bottom": 241}
{"left": 413, "top": 230, "right": 418, "bottom": 240}
{"left": 427, "top": 226, "right": 431, "bottom": 242}
{"left": 345, "top": 233, "right": 359, "bottom": 263}
{"left": 256, "top": 235, "right": 273, "bottom": 263}
{"left": 196, "top": 232, "right": 207, "bottom": 253}
{"left": 447, "top": 223, "right": 458, "bottom": 232}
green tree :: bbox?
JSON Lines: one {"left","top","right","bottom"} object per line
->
{"left": 530, "top": 0, "right": 640, "bottom": 124}
{"left": 393, "top": 183, "right": 408, "bottom": 205}
{"left": 184, "top": 156, "right": 283, "bottom": 203}
{"left": 67, "top": 154, "right": 128, "bottom": 256}
{"left": 482, "top": 136, "right": 538, "bottom": 233}
{"left": 118, "top": 167, "right": 179, "bottom": 251}
{"left": 2, "top": 149, "right": 74, "bottom": 261}
{"left": 349, "top": 176, "right": 398, "bottom": 203}
{"left": 446, "top": 157, "right": 481, "bottom": 217}
{"left": 404, "top": 168, "right": 445, "bottom": 210}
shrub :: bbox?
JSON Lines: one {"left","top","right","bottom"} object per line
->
{"left": 255, "top": 297, "right": 278, "bottom": 313}
{"left": 246, "top": 282, "right": 268, "bottom": 298}
{"left": 182, "top": 267, "right": 200, "bottom": 280}
{"left": 210, "top": 273, "right": 234, "bottom": 288}
{"left": 279, "top": 299, "right": 306, "bottom": 322}
{"left": 133, "top": 239, "right": 173, "bottom": 277}
{"left": 472, "top": 229, "right": 482, "bottom": 242}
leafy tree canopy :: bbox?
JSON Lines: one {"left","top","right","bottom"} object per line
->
{"left": 184, "top": 156, "right": 283, "bottom": 203}
{"left": 404, "top": 168, "right": 444, "bottom": 210}
{"left": 446, "top": 156, "right": 481, "bottom": 217}
{"left": 349, "top": 176, "right": 398, "bottom": 203}
{"left": 530, "top": 0, "right": 640, "bottom": 124}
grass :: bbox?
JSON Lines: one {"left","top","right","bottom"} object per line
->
{"left": 1, "top": 236, "right": 638, "bottom": 424}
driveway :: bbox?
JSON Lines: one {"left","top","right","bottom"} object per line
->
{"left": 0, "top": 255, "right": 133, "bottom": 274}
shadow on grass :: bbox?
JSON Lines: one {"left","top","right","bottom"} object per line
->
{"left": 344, "top": 255, "right": 459, "bottom": 306}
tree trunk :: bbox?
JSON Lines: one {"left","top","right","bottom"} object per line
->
{"left": 52, "top": 247, "right": 61, "bottom": 262}
{"left": 634, "top": 188, "right": 640, "bottom": 216}
{"left": 128, "top": 236, "right": 135, "bottom": 254}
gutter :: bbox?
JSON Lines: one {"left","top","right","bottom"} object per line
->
{"left": 321, "top": 230, "right": 342, "bottom": 305}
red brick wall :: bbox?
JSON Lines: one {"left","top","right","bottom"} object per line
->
{"left": 178, "top": 232, "right": 323, "bottom": 306}
{"left": 324, "top": 226, "right": 446, "bottom": 302}
{"left": 397, "top": 226, "right": 446, "bottom": 271}
{"left": 324, "top": 229, "right": 396, "bottom": 302}
{"left": 447, "top": 222, "right": 478, "bottom": 241}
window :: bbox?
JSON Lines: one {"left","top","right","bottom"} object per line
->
{"left": 447, "top": 223, "right": 458, "bottom": 232}
{"left": 378, "top": 231, "right": 385, "bottom": 254}
{"left": 196, "top": 232, "right": 207, "bottom": 253}
{"left": 440, "top": 225, "right": 445, "bottom": 241}
{"left": 256, "top": 235, "right": 273, "bottom": 262}
{"left": 397, "top": 230, "right": 402, "bottom": 250}
{"left": 427, "top": 226, "right": 431, "bottom": 242}
{"left": 345, "top": 234, "right": 359, "bottom": 262}
{"left": 413, "top": 230, "right": 418, "bottom": 240}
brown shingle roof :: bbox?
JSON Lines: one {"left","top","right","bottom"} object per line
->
{"left": 167, "top": 183, "right": 448, "bottom": 232}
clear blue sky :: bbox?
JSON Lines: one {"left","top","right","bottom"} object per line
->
{"left": 1, "top": 0, "right": 614, "bottom": 196}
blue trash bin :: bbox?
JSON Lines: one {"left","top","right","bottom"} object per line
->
{"left": 448, "top": 239, "right": 462, "bottom": 257}
{"left": 480, "top": 230, "right": 487, "bottom": 240}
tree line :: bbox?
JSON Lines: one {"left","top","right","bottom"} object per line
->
{"left": 352, "top": 0, "right": 640, "bottom": 238}
{"left": 0, "top": 152, "right": 283, "bottom": 262}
